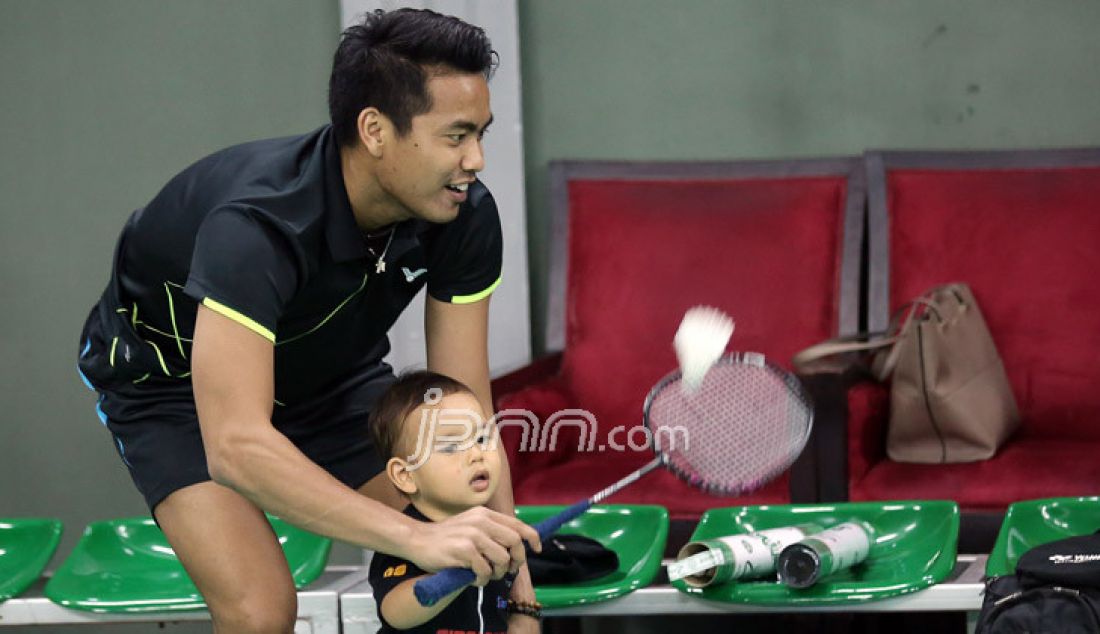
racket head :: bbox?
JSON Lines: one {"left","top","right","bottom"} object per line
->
{"left": 643, "top": 352, "right": 813, "bottom": 496}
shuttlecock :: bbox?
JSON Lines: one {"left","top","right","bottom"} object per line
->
{"left": 674, "top": 306, "right": 735, "bottom": 392}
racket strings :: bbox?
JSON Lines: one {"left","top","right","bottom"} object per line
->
{"left": 646, "top": 361, "right": 812, "bottom": 495}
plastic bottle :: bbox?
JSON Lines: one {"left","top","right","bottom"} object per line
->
{"left": 777, "top": 520, "right": 875, "bottom": 588}
{"left": 668, "top": 523, "right": 824, "bottom": 588}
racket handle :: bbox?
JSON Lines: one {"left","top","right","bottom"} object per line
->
{"left": 413, "top": 568, "right": 477, "bottom": 606}
{"left": 413, "top": 500, "right": 594, "bottom": 606}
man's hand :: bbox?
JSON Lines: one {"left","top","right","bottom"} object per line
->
{"left": 406, "top": 506, "right": 541, "bottom": 587}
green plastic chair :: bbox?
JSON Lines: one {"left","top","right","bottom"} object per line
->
{"left": 516, "top": 504, "right": 669, "bottom": 608}
{"left": 671, "top": 500, "right": 960, "bottom": 605}
{"left": 987, "top": 496, "right": 1100, "bottom": 577}
{"left": 44, "top": 516, "right": 330, "bottom": 612}
{"left": 0, "top": 518, "right": 64, "bottom": 602}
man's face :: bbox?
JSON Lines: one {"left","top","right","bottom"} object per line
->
{"left": 376, "top": 72, "right": 492, "bottom": 224}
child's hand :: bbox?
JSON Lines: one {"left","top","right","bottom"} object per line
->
{"left": 407, "top": 506, "right": 541, "bottom": 585}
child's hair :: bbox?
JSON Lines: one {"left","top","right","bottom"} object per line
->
{"left": 370, "top": 370, "right": 474, "bottom": 461}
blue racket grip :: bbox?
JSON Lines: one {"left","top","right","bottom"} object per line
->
{"left": 413, "top": 500, "right": 593, "bottom": 606}
{"left": 414, "top": 568, "right": 477, "bottom": 606}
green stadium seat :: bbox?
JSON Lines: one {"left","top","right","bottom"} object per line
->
{"left": 0, "top": 518, "right": 63, "bottom": 602}
{"left": 44, "top": 516, "right": 330, "bottom": 612}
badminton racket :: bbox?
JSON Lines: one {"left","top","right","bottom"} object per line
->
{"left": 414, "top": 351, "right": 814, "bottom": 606}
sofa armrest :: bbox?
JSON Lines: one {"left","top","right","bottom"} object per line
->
{"left": 490, "top": 355, "right": 574, "bottom": 487}
{"left": 491, "top": 352, "right": 563, "bottom": 410}
{"left": 794, "top": 368, "right": 861, "bottom": 502}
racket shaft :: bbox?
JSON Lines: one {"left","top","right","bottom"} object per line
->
{"left": 591, "top": 457, "right": 662, "bottom": 504}
{"left": 414, "top": 457, "right": 663, "bottom": 606}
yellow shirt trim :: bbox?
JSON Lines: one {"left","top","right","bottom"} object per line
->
{"left": 451, "top": 276, "right": 502, "bottom": 305}
{"left": 202, "top": 297, "right": 276, "bottom": 343}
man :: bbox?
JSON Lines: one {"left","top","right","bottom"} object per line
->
{"left": 77, "top": 9, "right": 540, "bottom": 633}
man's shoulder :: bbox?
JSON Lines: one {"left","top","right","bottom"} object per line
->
{"left": 144, "top": 126, "right": 333, "bottom": 232}
{"left": 200, "top": 127, "right": 326, "bottom": 166}
{"left": 178, "top": 127, "right": 327, "bottom": 194}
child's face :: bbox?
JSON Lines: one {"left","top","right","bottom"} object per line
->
{"left": 398, "top": 391, "right": 502, "bottom": 517}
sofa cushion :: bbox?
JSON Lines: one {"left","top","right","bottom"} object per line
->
{"left": 852, "top": 437, "right": 1100, "bottom": 512}
{"left": 562, "top": 177, "right": 849, "bottom": 425}
{"left": 887, "top": 167, "right": 1100, "bottom": 441}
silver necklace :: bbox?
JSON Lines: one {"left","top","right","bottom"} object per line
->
{"left": 366, "top": 227, "right": 396, "bottom": 274}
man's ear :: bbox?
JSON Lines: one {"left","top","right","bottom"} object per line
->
{"left": 357, "top": 108, "right": 387, "bottom": 159}
{"left": 386, "top": 456, "right": 418, "bottom": 495}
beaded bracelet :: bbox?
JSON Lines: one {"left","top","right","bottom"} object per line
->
{"left": 505, "top": 598, "right": 543, "bottom": 619}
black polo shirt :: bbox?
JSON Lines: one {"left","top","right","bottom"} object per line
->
{"left": 90, "top": 125, "right": 502, "bottom": 406}
{"left": 368, "top": 505, "right": 511, "bottom": 634}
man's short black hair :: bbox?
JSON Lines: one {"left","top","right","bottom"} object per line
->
{"left": 328, "top": 8, "right": 497, "bottom": 147}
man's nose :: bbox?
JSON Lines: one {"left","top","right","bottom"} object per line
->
{"left": 461, "top": 139, "right": 485, "bottom": 173}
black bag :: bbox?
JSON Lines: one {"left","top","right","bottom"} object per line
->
{"left": 526, "top": 534, "right": 619, "bottom": 585}
{"left": 977, "top": 531, "right": 1100, "bottom": 633}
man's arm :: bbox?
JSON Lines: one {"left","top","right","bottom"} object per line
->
{"left": 425, "top": 295, "right": 514, "bottom": 514}
{"left": 425, "top": 296, "right": 541, "bottom": 631}
{"left": 191, "top": 303, "right": 537, "bottom": 581}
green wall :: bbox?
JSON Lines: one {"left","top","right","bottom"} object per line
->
{"left": 519, "top": 0, "right": 1100, "bottom": 354}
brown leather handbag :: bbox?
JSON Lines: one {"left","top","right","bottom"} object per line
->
{"left": 794, "top": 283, "right": 1020, "bottom": 463}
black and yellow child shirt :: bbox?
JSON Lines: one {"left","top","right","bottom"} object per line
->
{"left": 368, "top": 505, "right": 510, "bottom": 634}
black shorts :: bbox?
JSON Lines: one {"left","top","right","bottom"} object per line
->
{"left": 85, "top": 364, "right": 395, "bottom": 513}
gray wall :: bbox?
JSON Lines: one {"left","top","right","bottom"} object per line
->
{"left": 518, "top": 0, "right": 1100, "bottom": 354}
{"left": 3, "top": 0, "right": 1100, "bottom": 626}
{"left": 0, "top": 0, "right": 353, "bottom": 581}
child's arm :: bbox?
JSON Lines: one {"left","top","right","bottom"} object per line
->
{"left": 378, "top": 575, "right": 466, "bottom": 630}
{"left": 508, "top": 613, "right": 541, "bottom": 634}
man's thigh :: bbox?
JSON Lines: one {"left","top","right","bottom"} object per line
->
{"left": 155, "top": 481, "right": 298, "bottom": 622}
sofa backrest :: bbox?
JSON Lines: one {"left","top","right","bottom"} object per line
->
{"left": 547, "top": 160, "right": 864, "bottom": 432}
{"left": 866, "top": 150, "right": 1100, "bottom": 441}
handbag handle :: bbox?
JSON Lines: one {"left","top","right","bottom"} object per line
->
{"left": 792, "top": 333, "right": 897, "bottom": 375}
{"left": 793, "top": 296, "right": 945, "bottom": 380}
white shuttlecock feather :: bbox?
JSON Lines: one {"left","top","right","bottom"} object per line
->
{"left": 674, "top": 306, "right": 735, "bottom": 392}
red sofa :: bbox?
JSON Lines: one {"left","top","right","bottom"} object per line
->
{"left": 843, "top": 150, "right": 1100, "bottom": 524}
{"left": 492, "top": 159, "right": 864, "bottom": 521}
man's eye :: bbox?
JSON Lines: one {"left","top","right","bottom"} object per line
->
{"left": 437, "top": 444, "right": 459, "bottom": 454}
{"left": 447, "top": 134, "right": 464, "bottom": 143}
